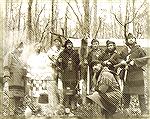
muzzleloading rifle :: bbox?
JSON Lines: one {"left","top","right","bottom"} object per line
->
{"left": 114, "top": 56, "right": 150, "bottom": 69}
{"left": 114, "top": 56, "right": 150, "bottom": 89}
{"left": 114, "top": 56, "right": 150, "bottom": 111}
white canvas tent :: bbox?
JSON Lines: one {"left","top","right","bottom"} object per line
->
{"left": 68, "top": 38, "right": 150, "bottom": 48}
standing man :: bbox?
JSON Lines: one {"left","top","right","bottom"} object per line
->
{"left": 57, "top": 39, "right": 80, "bottom": 114}
{"left": 3, "top": 42, "right": 26, "bottom": 116}
{"left": 47, "top": 36, "right": 64, "bottom": 108}
{"left": 99, "top": 40, "right": 120, "bottom": 72}
{"left": 87, "top": 39, "right": 104, "bottom": 92}
{"left": 98, "top": 40, "right": 122, "bottom": 91}
{"left": 119, "top": 33, "right": 148, "bottom": 116}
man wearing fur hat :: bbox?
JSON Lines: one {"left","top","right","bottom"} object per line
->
{"left": 57, "top": 39, "right": 80, "bottom": 114}
{"left": 99, "top": 40, "right": 120, "bottom": 72}
{"left": 119, "top": 33, "right": 148, "bottom": 116}
{"left": 87, "top": 39, "right": 104, "bottom": 92}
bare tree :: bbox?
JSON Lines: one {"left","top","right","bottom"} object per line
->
{"left": 94, "top": 17, "right": 101, "bottom": 39}
{"left": 119, "top": 0, "right": 123, "bottom": 38}
{"left": 146, "top": 0, "right": 150, "bottom": 39}
{"left": 51, "top": 0, "right": 54, "bottom": 45}
{"left": 80, "top": 0, "right": 90, "bottom": 98}
{"left": 83, "top": 0, "right": 90, "bottom": 37}
{"left": 64, "top": 6, "right": 68, "bottom": 37}
{"left": 35, "top": 4, "right": 45, "bottom": 42}
{"left": 4, "top": 0, "right": 9, "bottom": 54}
{"left": 18, "top": 1, "right": 22, "bottom": 31}
{"left": 27, "top": 0, "right": 33, "bottom": 43}
{"left": 66, "top": 1, "right": 83, "bottom": 34}
{"left": 92, "top": 0, "right": 97, "bottom": 38}
{"left": 112, "top": 0, "right": 146, "bottom": 40}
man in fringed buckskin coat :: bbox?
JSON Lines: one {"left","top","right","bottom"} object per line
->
{"left": 119, "top": 33, "right": 148, "bottom": 116}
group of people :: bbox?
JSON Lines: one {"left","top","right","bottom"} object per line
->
{"left": 3, "top": 36, "right": 80, "bottom": 117}
{"left": 86, "top": 33, "right": 148, "bottom": 118}
{"left": 3, "top": 33, "right": 148, "bottom": 118}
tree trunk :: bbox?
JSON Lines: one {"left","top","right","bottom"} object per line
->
{"left": 124, "top": 0, "right": 129, "bottom": 40}
{"left": 27, "top": 0, "right": 33, "bottom": 43}
{"left": 80, "top": 0, "right": 90, "bottom": 102}
{"left": 119, "top": 0, "right": 123, "bottom": 38}
{"left": 18, "top": 1, "right": 22, "bottom": 32}
{"left": 146, "top": 0, "right": 150, "bottom": 39}
{"left": 132, "top": 0, "right": 135, "bottom": 35}
{"left": 146, "top": 1, "right": 150, "bottom": 112}
{"left": 35, "top": 0, "right": 38, "bottom": 42}
{"left": 51, "top": 0, "right": 55, "bottom": 46}
{"left": 64, "top": 6, "right": 68, "bottom": 37}
{"left": 111, "top": 4, "right": 114, "bottom": 38}
{"left": 4, "top": 0, "right": 8, "bottom": 54}
{"left": 92, "top": 0, "right": 97, "bottom": 38}
{"left": 83, "top": 0, "right": 90, "bottom": 37}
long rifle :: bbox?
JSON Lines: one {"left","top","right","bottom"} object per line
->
{"left": 91, "top": 72, "right": 97, "bottom": 92}
{"left": 87, "top": 66, "right": 90, "bottom": 94}
{"left": 114, "top": 56, "right": 150, "bottom": 69}
{"left": 114, "top": 56, "right": 150, "bottom": 91}
{"left": 124, "top": 54, "right": 130, "bottom": 82}
{"left": 115, "top": 56, "right": 150, "bottom": 110}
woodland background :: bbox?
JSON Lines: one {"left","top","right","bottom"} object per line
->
{"left": 0, "top": 0, "right": 150, "bottom": 116}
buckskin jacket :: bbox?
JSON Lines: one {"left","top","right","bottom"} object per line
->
{"left": 119, "top": 45, "right": 147, "bottom": 95}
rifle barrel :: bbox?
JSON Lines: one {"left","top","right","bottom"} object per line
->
{"left": 114, "top": 56, "right": 150, "bottom": 68}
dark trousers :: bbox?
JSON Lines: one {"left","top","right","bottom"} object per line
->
{"left": 123, "top": 94, "right": 147, "bottom": 114}
{"left": 9, "top": 97, "right": 24, "bottom": 115}
{"left": 62, "top": 81, "right": 78, "bottom": 110}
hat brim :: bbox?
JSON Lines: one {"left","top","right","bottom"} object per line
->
{"left": 86, "top": 92, "right": 105, "bottom": 109}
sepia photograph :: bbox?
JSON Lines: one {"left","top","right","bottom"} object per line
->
{"left": 0, "top": 0, "right": 150, "bottom": 119}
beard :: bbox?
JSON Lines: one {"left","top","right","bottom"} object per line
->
{"left": 67, "top": 46, "right": 72, "bottom": 50}
{"left": 107, "top": 48, "right": 116, "bottom": 53}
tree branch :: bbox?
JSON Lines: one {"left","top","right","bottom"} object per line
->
{"left": 125, "top": 0, "right": 146, "bottom": 25}
{"left": 35, "top": 4, "right": 45, "bottom": 27}
{"left": 18, "top": 0, "right": 22, "bottom": 31}
{"left": 49, "top": 31, "right": 67, "bottom": 40}
{"left": 74, "top": 0, "right": 82, "bottom": 18}
{"left": 66, "top": 1, "right": 83, "bottom": 28}
{"left": 111, "top": 12, "right": 123, "bottom": 26}
{"left": 72, "top": 27, "right": 80, "bottom": 37}
{"left": 39, "top": 20, "right": 50, "bottom": 43}
{"left": 94, "top": 17, "right": 101, "bottom": 39}
{"left": 41, "top": 31, "right": 79, "bottom": 51}
{"left": 49, "top": 31, "right": 80, "bottom": 39}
